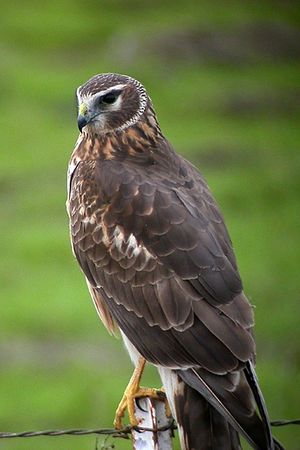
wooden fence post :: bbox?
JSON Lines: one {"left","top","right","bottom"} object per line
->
{"left": 131, "top": 397, "right": 173, "bottom": 450}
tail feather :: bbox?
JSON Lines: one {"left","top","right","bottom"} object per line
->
{"left": 158, "top": 364, "right": 284, "bottom": 449}
{"left": 244, "top": 362, "right": 285, "bottom": 450}
{"left": 159, "top": 367, "right": 241, "bottom": 450}
{"left": 177, "top": 385, "right": 242, "bottom": 450}
{"left": 244, "top": 362, "right": 274, "bottom": 449}
{"left": 180, "top": 368, "right": 259, "bottom": 448}
{"left": 178, "top": 367, "right": 284, "bottom": 450}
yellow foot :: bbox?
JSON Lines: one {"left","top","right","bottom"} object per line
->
{"left": 114, "top": 385, "right": 165, "bottom": 429}
{"left": 114, "top": 357, "right": 171, "bottom": 429}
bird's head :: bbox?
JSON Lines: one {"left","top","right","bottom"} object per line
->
{"left": 76, "top": 73, "right": 150, "bottom": 135}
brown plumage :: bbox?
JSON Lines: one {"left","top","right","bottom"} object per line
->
{"left": 67, "top": 73, "right": 284, "bottom": 449}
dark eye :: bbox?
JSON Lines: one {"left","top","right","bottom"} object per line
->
{"left": 102, "top": 92, "right": 118, "bottom": 104}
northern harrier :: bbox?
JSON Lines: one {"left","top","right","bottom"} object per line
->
{"left": 67, "top": 73, "right": 283, "bottom": 450}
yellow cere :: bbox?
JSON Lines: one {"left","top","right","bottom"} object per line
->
{"left": 79, "top": 103, "right": 88, "bottom": 116}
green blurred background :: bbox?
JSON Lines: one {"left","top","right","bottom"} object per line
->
{"left": 1, "top": 1, "right": 299, "bottom": 449}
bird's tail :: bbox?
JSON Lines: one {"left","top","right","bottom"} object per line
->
{"left": 178, "top": 365, "right": 284, "bottom": 450}
{"left": 158, "top": 366, "right": 284, "bottom": 450}
{"left": 176, "top": 380, "right": 241, "bottom": 450}
{"left": 159, "top": 367, "right": 241, "bottom": 450}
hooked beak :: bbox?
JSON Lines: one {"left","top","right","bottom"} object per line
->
{"left": 77, "top": 114, "right": 88, "bottom": 132}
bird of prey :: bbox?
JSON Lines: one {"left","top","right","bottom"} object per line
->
{"left": 67, "top": 73, "right": 284, "bottom": 450}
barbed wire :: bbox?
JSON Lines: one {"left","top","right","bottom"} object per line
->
{"left": 0, "top": 427, "right": 131, "bottom": 440}
{"left": 0, "top": 419, "right": 298, "bottom": 439}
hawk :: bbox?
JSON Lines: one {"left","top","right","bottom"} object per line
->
{"left": 67, "top": 73, "right": 284, "bottom": 450}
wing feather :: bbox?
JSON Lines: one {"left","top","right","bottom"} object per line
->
{"left": 68, "top": 157, "right": 254, "bottom": 362}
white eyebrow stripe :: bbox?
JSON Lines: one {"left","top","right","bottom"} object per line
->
{"left": 78, "top": 84, "right": 127, "bottom": 104}
{"left": 91, "top": 84, "right": 126, "bottom": 101}
{"left": 100, "top": 84, "right": 127, "bottom": 94}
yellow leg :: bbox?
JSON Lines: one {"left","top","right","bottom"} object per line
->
{"left": 114, "top": 357, "right": 168, "bottom": 429}
{"left": 160, "top": 387, "right": 172, "bottom": 419}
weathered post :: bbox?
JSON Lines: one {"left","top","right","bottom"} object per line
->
{"left": 132, "top": 397, "right": 173, "bottom": 450}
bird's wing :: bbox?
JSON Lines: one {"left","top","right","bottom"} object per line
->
{"left": 68, "top": 156, "right": 254, "bottom": 371}
{"left": 86, "top": 279, "right": 117, "bottom": 335}
{"left": 110, "top": 152, "right": 243, "bottom": 306}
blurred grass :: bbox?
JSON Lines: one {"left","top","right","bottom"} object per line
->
{"left": 0, "top": 1, "right": 300, "bottom": 449}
